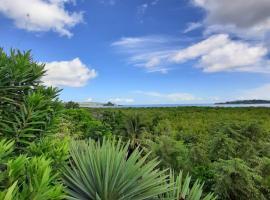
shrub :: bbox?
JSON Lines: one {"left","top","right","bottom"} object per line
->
{"left": 159, "top": 171, "right": 217, "bottom": 200}
{"left": 0, "top": 139, "right": 64, "bottom": 200}
{"left": 62, "top": 109, "right": 111, "bottom": 140}
{"left": 63, "top": 138, "right": 170, "bottom": 200}
{"left": 0, "top": 50, "right": 62, "bottom": 152}
{"left": 212, "top": 158, "right": 263, "bottom": 200}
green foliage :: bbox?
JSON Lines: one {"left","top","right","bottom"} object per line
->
{"left": 212, "top": 158, "right": 263, "bottom": 200}
{"left": 257, "top": 157, "right": 270, "bottom": 199}
{"left": 0, "top": 139, "right": 14, "bottom": 163}
{"left": 0, "top": 139, "right": 63, "bottom": 200}
{"left": 63, "top": 138, "right": 170, "bottom": 200}
{"left": 99, "top": 110, "right": 124, "bottom": 134}
{"left": 1, "top": 87, "right": 61, "bottom": 149}
{"left": 0, "top": 49, "right": 45, "bottom": 106}
{"left": 0, "top": 50, "right": 62, "bottom": 152}
{"left": 0, "top": 181, "right": 17, "bottom": 200}
{"left": 121, "top": 113, "right": 147, "bottom": 149}
{"left": 90, "top": 107, "right": 270, "bottom": 199}
{"left": 65, "top": 101, "right": 80, "bottom": 109}
{"left": 28, "top": 135, "right": 70, "bottom": 170}
{"left": 150, "top": 136, "right": 189, "bottom": 171}
{"left": 1, "top": 48, "right": 270, "bottom": 200}
{"left": 62, "top": 109, "right": 111, "bottom": 140}
{"left": 152, "top": 119, "right": 174, "bottom": 136}
{"left": 159, "top": 171, "right": 217, "bottom": 200}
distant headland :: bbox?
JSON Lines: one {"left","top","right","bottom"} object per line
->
{"left": 79, "top": 101, "right": 118, "bottom": 108}
{"left": 215, "top": 100, "right": 270, "bottom": 105}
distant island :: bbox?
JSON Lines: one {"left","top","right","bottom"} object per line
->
{"left": 215, "top": 100, "right": 270, "bottom": 105}
{"left": 79, "top": 101, "right": 117, "bottom": 108}
{"left": 103, "top": 101, "right": 116, "bottom": 107}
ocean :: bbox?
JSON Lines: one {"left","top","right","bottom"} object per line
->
{"left": 117, "top": 104, "right": 270, "bottom": 108}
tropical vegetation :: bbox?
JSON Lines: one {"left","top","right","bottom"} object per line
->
{"left": 1, "top": 49, "right": 270, "bottom": 199}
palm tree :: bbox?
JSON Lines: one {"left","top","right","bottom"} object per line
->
{"left": 122, "top": 114, "right": 146, "bottom": 150}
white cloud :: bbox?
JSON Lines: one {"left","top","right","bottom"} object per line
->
{"left": 86, "top": 97, "right": 93, "bottom": 102}
{"left": 134, "top": 90, "right": 201, "bottom": 101}
{"left": 192, "top": 0, "right": 270, "bottom": 38}
{"left": 108, "top": 98, "right": 135, "bottom": 104}
{"left": 183, "top": 22, "right": 202, "bottom": 33}
{"left": 42, "top": 58, "right": 98, "bottom": 87}
{"left": 112, "top": 36, "right": 179, "bottom": 73}
{"left": 171, "top": 34, "right": 269, "bottom": 73}
{"left": 0, "top": 0, "right": 83, "bottom": 37}
{"left": 239, "top": 83, "right": 270, "bottom": 100}
{"left": 112, "top": 36, "right": 172, "bottom": 50}
{"left": 113, "top": 34, "right": 270, "bottom": 74}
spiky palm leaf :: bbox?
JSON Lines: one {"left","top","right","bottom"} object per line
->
{"left": 63, "top": 138, "right": 170, "bottom": 200}
{"left": 159, "top": 171, "right": 217, "bottom": 200}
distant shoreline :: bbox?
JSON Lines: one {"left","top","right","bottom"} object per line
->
{"left": 215, "top": 100, "right": 270, "bottom": 105}
{"left": 85, "top": 103, "right": 270, "bottom": 108}
{"left": 79, "top": 100, "right": 270, "bottom": 108}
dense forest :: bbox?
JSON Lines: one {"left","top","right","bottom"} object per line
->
{"left": 88, "top": 106, "right": 270, "bottom": 199}
{"left": 1, "top": 49, "right": 270, "bottom": 200}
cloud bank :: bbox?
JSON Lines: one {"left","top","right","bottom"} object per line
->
{"left": 192, "top": 0, "right": 270, "bottom": 38}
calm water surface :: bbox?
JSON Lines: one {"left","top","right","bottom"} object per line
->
{"left": 117, "top": 104, "right": 270, "bottom": 108}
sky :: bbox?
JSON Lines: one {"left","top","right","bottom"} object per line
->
{"left": 1, "top": 0, "right": 270, "bottom": 104}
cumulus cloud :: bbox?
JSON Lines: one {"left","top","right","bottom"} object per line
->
{"left": 108, "top": 98, "right": 134, "bottom": 104}
{"left": 171, "top": 34, "right": 269, "bottom": 73}
{"left": 0, "top": 0, "right": 83, "bottom": 37}
{"left": 192, "top": 0, "right": 270, "bottom": 38}
{"left": 42, "top": 58, "right": 97, "bottom": 87}
{"left": 134, "top": 90, "right": 200, "bottom": 101}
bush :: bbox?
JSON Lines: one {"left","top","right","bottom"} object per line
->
{"left": 159, "top": 171, "right": 217, "bottom": 200}
{"left": 63, "top": 138, "right": 170, "bottom": 200}
{"left": 62, "top": 109, "right": 111, "bottom": 140}
{"left": 212, "top": 158, "right": 263, "bottom": 200}
{"left": 0, "top": 139, "right": 63, "bottom": 200}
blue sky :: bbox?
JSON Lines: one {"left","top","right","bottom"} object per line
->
{"left": 1, "top": 0, "right": 270, "bottom": 104}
